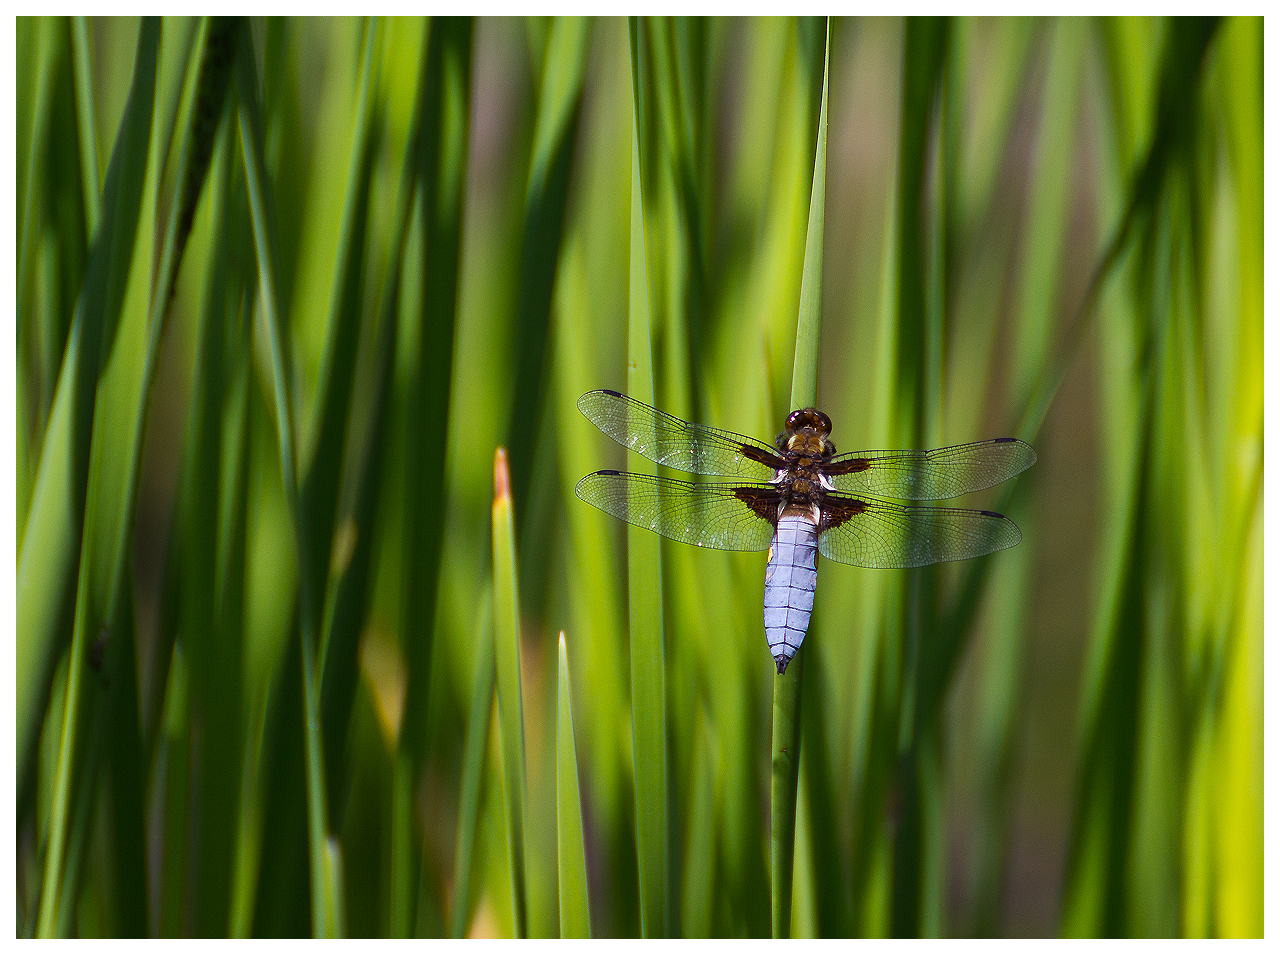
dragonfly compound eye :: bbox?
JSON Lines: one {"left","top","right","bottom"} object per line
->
{"left": 788, "top": 408, "right": 831, "bottom": 435}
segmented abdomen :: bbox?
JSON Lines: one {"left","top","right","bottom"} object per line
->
{"left": 763, "top": 514, "right": 819, "bottom": 673}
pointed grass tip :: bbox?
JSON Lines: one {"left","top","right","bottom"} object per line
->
{"left": 494, "top": 446, "right": 511, "bottom": 503}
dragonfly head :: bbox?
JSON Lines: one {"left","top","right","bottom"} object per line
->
{"left": 785, "top": 408, "right": 832, "bottom": 435}
{"left": 779, "top": 407, "right": 835, "bottom": 455}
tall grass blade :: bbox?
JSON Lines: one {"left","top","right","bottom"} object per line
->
{"left": 18, "top": 18, "right": 91, "bottom": 463}
{"left": 32, "top": 18, "right": 240, "bottom": 932}
{"left": 316, "top": 145, "right": 408, "bottom": 832}
{"left": 492, "top": 447, "right": 529, "bottom": 937}
{"left": 772, "top": 17, "right": 828, "bottom": 940}
{"left": 1061, "top": 20, "right": 1222, "bottom": 936}
{"left": 17, "top": 17, "right": 159, "bottom": 804}
{"left": 505, "top": 16, "right": 590, "bottom": 523}
{"left": 556, "top": 632, "right": 592, "bottom": 938}
{"left": 70, "top": 17, "right": 100, "bottom": 232}
{"left": 234, "top": 24, "right": 338, "bottom": 937}
{"left": 886, "top": 17, "right": 948, "bottom": 938}
{"left": 298, "top": 18, "right": 380, "bottom": 624}
{"left": 391, "top": 16, "right": 473, "bottom": 936}
{"left": 627, "top": 17, "right": 669, "bottom": 937}
{"left": 449, "top": 585, "right": 495, "bottom": 938}
{"left": 30, "top": 20, "right": 161, "bottom": 938}
{"left": 553, "top": 165, "right": 635, "bottom": 934}
{"left": 178, "top": 104, "right": 242, "bottom": 937}
{"left": 679, "top": 710, "right": 718, "bottom": 938}
{"left": 1207, "top": 17, "right": 1262, "bottom": 937}
{"left": 214, "top": 299, "right": 254, "bottom": 939}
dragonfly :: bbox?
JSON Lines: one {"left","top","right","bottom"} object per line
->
{"left": 574, "top": 389, "right": 1036, "bottom": 674}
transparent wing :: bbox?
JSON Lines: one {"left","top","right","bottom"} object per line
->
{"left": 578, "top": 389, "right": 783, "bottom": 479}
{"left": 825, "top": 438, "right": 1036, "bottom": 500}
{"left": 817, "top": 494, "right": 1023, "bottom": 569}
{"left": 574, "top": 470, "right": 778, "bottom": 551}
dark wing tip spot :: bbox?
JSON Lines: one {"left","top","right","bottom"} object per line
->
{"left": 994, "top": 436, "right": 1017, "bottom": 443}
{"left": 597, "top": 469, "right": 621, "bottom": 476}
{"left": 602, "top": 388, "right": 623, "bottom": 397}
{"left": 980, "top": 509, "right": 1005, "bottom": 518}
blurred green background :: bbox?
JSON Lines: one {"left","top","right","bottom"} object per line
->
{"left": 15, "top": 16, "right": 1261, "bottom": 938}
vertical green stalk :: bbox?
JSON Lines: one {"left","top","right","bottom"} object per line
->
{"left": 493, "top": 447, "right": 529, "bottom": 938}
{"left": 179, "top": 102, "right": 241, "bottom": 938}
{"left": 889, "top": 17, "right": 949, "bottom": 939}
{"left": 39, "top": 17, "right": 240, "bottom": 933}
{"left": 70, "top": 17, "right": 100, "bottom": 233}
{"left": 392, "top": 17, "right": 474, "bottom": 936}
{"left": 772, "top": 16, "right": 828, "bottom": 939}
{"left": 449, "top": 585, "right": 495, "bottom": 939}
{"left": 317, "top": 16, "right": 405, "bottom": 821}
{"left": 556, "top": 632, "right": 592, "bottom": 938}
{"left": 627, "top": 17, "right": 668, "bottom": 938}
{"left": 505, "top": 16, "right": 590, "bottom": 525}
{"left": 17, "top": 15, "right": 158, "bottom": 805}
{"left": 234, "top": 26, "right": 338, "bottom": 938}
{"left": 32, "top": 19, "right": 161, "bottom": 936}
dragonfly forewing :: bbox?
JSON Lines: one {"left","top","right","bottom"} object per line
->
{"left": 578, "top": 390, "right": 783, "bottom": 479}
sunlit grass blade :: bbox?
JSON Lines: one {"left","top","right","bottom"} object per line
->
{"left": 769, "top": 655, "right": 803, "bottom": 938}
{"left": 17, "top": 17, "right": 159, "bottom": 806}
{"left": 30, "top": 19, "right": 239, "bottom": 933}
{"left": 214, "top": 308, "right": 254, "bottom": 940}
{"left": 552, "top": 141, "right": 634, "bottom": 934}
{"left": 323, "top": 839, "right": 348, "bottom": 938}
{"left": 505, "top": 16, "right": 590, "bottom": 523}
{"left": 885, "top": 17, "right": 949, "bottom": 939}
{"left": 37, "top": 20, "right": 92, "bottom": 447}
{"left": 16, "top": 17, "right": 53, "bottom": 348}
{"left": 1206, "top": 17, "right": 1262, "bottom": 937}
{"left": 316, "top": 129, "right": 406, "bottom": 823}
{"left": 799, "top": 643, "right": 847, "bottom": 935}
{"left": 392, "top": 16, "right": 473, "bottom": 936}
{"left": 30, "top": 21, "right": 161, "bottom": 938}
{"left": 69, "top": 17, "right": 100, "bottom": 230}
{"left": 1059, "top": 19, "right": 1223, "bottom": 937}
{"left": 1062, "top": 362, "right": 1156, "bottom": 938}
{"left": 627, "top": 17, "right": 669, "bottom": 937}
{"left": 95, "top": 21, "right": 240, "bottom": 930}
{"left": 156, "top": 641, "right": 192, "bottom": 936}
{"left": 248, "top": 608, "right": 309, "bottom": 936}
{"left": 234, "top": 23, "right": 337, "bottom": 937}
{"left": 18, "top": 18, "right": 91, "bottom": 461}
{"left": 299, "top": 17, "right": 380, "bottom": 621}
{"left": 771, "top": 19, "right": 828, "bottom": 939}
{"left": 555, "top": 632, "right": 592, "bottom": 938}
{"left": 921, "top": 19, "right": 1083, "bottom": 935}
{"left": 449, "top": 584, "right": 495, "bottom": 938}
{"left": 492, "top": 447, "right": 530, "bottom": 937}
{"left": 1014, "top": 19, "right": 1220, "bottom": 443}
{"left": 679, "top": 709, "right": 718, "bottom": 938}
{"left": 178, "top": 105, "right": 242, "bottom": 937}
